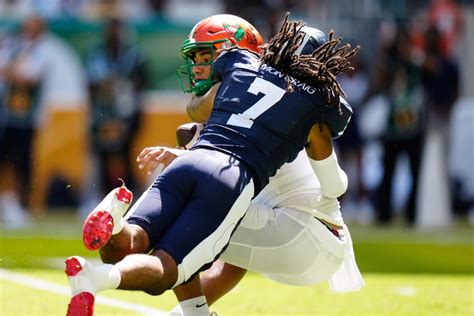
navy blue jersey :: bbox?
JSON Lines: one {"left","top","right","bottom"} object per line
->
{"left": 192, "top": 49, "right": 352, "bottom": 192}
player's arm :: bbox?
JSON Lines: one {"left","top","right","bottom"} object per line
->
{"left": 305, "top": 125, "right": 348, "bottom": 198}
{"left": 305, "top": 96, "right": 352, "bottom": 198}
{"left": 186, "top": 83, "right": 220, "bottom": 122}
{"left": 136, "top": 122, "right": 205, "bottom": 174}
{"left": 306, "top": 122, "right": 348, "bottom": 198}
{"left": 305, "top": 123, "right": 333, "bottom": 160}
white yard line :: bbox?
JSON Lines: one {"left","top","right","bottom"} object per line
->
{"left": 394, "top": 286, "right": 418, "bottom": 297}
{"left": 0, "top": 268, "right": 168, "bottom": 315}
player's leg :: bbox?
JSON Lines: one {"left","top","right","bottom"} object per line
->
{"left": 98, "top": 183, "right": 170, "bottom": 263}
{"left": 169, "top": 261, "right": 246, "bottom": 315}
{"left": 201, "top": 260, "right": 247, "bottom": 305}
{"left": 220, "top": 204, "right": 346, "bottom": 285}
{"left": 66, "top": 183, "right": 184, "bottom": 316}
{"left": 65, "top": 249, "right": 177, "bottom": 316}
{"left": 114, "top": 249, "right": 178, "bottom": 294}
{"left": 260, "top": 209, "right": 346, "bottom": 286}
{"left": 170, "top": 276, "right": 211, "bottom": 316}
{"left": 99, "top": 222, "right": 150, "bottom": 264}
{"left": 168, "top": 204, "right": 270, "bottom": 314}
{"left": 66, "top": 149, "right": 255, "bottom": 315}
{"left": 66, "top": 178, "right": 184, "bottom": 315}
{"left": 156, "top": 149, "right": 254, "bottom": 315}
{"left": 168, "top": 203, "right": 346, "bottom": 315}
{"left": 66, "top": 155, "right": 190, "bottom": 315}
{"left": 130, "top": 149, "right": 254, "bottom": 287}
{"left": 170, "top": 203, "right": 343, "bottom": 315}
{"left": 82, "top": 180, "right": 154, "bottom": 263}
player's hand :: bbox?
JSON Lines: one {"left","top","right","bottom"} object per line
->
{"left": 136, "top": 146, "right": 187, "bottom": 175}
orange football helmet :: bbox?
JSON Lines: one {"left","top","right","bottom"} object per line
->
{"left": 177, "top": 14, "right": 263, "bottom": 95}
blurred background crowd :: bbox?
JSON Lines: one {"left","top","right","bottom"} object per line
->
{"left": 0, "top": 0, "right": 473, "bottom": 231}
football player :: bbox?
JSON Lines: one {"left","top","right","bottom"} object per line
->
{"left": 138, "top": 16, "right": 364, "bottom": 315}
{"left": 140, "top": 120, "right": 364, "bottom": 316}
{"left": 65, "top": 13, "right": 360, "bottom": 316}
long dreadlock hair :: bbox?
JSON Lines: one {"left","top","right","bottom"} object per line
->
{"left": 260, "top": 13, "right": 360, "bottom": 110}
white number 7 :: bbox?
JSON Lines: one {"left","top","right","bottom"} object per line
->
{"left": 227, "top": 77, "right": 286, "bottom": 128}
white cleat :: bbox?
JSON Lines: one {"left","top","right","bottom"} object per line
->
{"left": 65, "top": 256, "right": 96, "bottom": 316}
{"left": 82, "top": 185, "right": 133, "bottom": 251}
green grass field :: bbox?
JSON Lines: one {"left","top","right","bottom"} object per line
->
{"left": 1, "top": 213, "right": 473, "bottom": 315}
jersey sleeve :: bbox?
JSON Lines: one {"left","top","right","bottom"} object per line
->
{"left": 323, "top": 96, "right": 353, "bottom": 138}
{"left": 212, "top": 49, "right": 241, "bottom": 81}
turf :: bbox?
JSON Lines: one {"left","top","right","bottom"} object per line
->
{"left": 1, "top": 269, "right": 473, "bottom": 315}
{"left": 1, "top": 213, "right": 473, "bottom": 315}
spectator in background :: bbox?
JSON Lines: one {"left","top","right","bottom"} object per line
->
{"left": 421, "top": 25, "right": 459, "bottom": 136}
{"left": 421, "top": 25, "right": 459, "bottom": 214}
{"left": 0, "top": 0, "right": 35, "bottom": 19}
{"left": 426, "top": 0, "right": 462, "bottom": 58}
{"left": 222, "top": 0, "right": 304, "bottom": 38}
{"left": 0, "top": 15, "right": 85, "bottom": 227}
{"left": 86, "top": 18, "right": 148, "bottom": 197}
{"left": 374, "top": 26, "right": 426, "bottom": 225}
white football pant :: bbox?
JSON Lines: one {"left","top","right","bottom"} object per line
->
{"left": 220, "top": 203, "right": 346, "bottom": 286}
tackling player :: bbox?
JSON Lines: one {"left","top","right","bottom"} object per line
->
{"left": 65, "top": 13, "right": 360, "bottom": 316}
{"left": 141, "top": 122, "right": 364, "bottom": 316}
{"left": 137, "top": 15, "right": 364, "bottom": 315}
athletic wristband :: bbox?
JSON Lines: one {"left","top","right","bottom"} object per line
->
{"left": 309, "top": 150, "right": 348, "bottom": 198}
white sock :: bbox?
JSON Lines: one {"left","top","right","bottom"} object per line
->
{"left": 94, "top": 264, "right": 121, "bottom": 292}
{"left": 178, "top": 296, "right": 210, "bottom": 316}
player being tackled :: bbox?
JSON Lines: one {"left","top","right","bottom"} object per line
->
{"left": 82, "top": 180, "right": 133, "bottom": 251}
